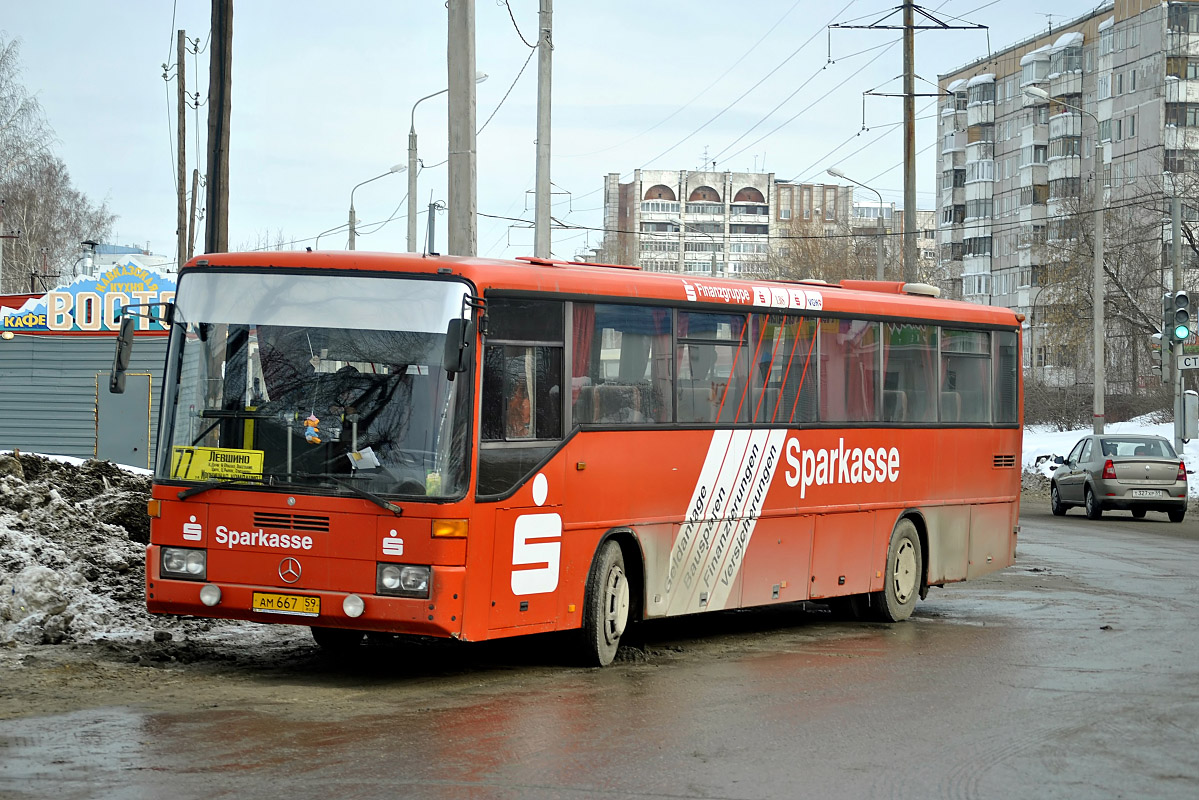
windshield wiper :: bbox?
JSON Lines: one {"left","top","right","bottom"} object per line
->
{"left": 176, "top": 475, "right": 270, "bottom": 500}
{"left": 321, "top": 475, "right": 403, "bottom": 516}
{"left": 174, "top": 472, "right": 403, "bottom": 516}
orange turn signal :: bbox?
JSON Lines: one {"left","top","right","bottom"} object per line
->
{"left": 431, "top": 519, "right": 468, "bottom": 539}
{"left": 146, "top": 499, "right": 162, "bottom": 518}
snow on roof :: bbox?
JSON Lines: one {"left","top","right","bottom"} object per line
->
{"left": 1052, "top": 31, "right": 1083, "bottom": 49}
{"left": 966, "top": 73, "right": 995, "bottom": 87}
{"left": 1098, "top": 16, "right": 1114, "bottom": 31}
{"left": 946, "top": 78, "right": 967, "bottom": 93}
{"left": 1020, "top": 46, "right": 1052, "bottom": 66}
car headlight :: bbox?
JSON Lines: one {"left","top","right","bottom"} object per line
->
{"left": 161, "top": 546, "right": 206, "bottom": 581}
{"left": 376, "top": 564, "right": 431, "bottom": 598}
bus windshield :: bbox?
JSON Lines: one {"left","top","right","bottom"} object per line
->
{"left": 158, "top": 270, "right": 472, "bottom": 500}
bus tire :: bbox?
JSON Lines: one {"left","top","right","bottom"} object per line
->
{"left": 871, "top": 519, "right": 923, "bottom": 622}
{"left": 310, "top": 626, "right": 365, "bottom": 650}
{"left": 580, "top": 540, "right": 630, "bottom": 667}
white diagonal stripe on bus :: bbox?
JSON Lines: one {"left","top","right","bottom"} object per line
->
{"left": 704, "top": 428, "right": 787, "bottom": 611}
{"left": 665, "top": 428, "right": 771, "bottom": 616}
{"left": 663, "top": 429, "right": 735, "bottom": 599}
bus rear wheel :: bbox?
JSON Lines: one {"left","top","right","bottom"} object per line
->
{"left": 870, "top": 519, "right": 923, "bottom": 622}
{"left": 310, "top": 626, "right": 365, "bottom": 650}
{"left": 580, "top": 540, "right": 630, "bottom": 667}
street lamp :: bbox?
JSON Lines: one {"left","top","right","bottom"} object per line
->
{"left": 407, "top": 71, "right": 488, "bottom": 253}
{"left": 827, "top": 167, "right": 885, "bottom": 281}
{"left": 1024, "top": 84, "right": 1105, "bottom": 434}
{"left": 670, "top": 218, "right": 719, "bottom": 276}
{"left": 348, "top": 164, "right": 405, "bottom": 250}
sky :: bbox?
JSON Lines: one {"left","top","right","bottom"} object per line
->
{"left": 1, "top": 0, "right": 1106, "bottom": 265}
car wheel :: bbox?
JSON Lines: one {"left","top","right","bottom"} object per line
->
{"left": 1131, "top": 508, "right": 1147, "bottom": 519}
{"left": 868, "top": 519, "right": 923, "bottom": 622}
{"left": 1168, "top": 507, "right": 1186, "bottom": 523}
{"left": 1084, "top": 486, "right": 1103, "bottom": 520}
{"left": 579, "top": 540, "right": 630, "bottom": 667}
{"left": 1050, "top": 483, "right": 1067, "bottom": 516}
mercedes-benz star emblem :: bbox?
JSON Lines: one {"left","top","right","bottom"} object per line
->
{"left": 278, "top": 557, "right": 302, "bottom": 584}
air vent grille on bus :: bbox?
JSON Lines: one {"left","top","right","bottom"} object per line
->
{"left": 992, "top": 454, "right": 1016, "bottom": 468}
{"left": 253, "top": 512, "right": 331, "bottom": 533}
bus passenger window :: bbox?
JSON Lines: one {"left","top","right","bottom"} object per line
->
{"left": 942, "top": 329, "right": 991, "bottom": 423}
{"left": 677, "top": 311, "right": 751, "bottom": 424}
{"left": 819, "top": 319, "right": 879, "bottom": 423}
{"left": 993, "top": 330, "right": 1019, "bottom": 423}
{"left": 749, "top": 315, "right": 818, "bottom": 424}
{"left": 573, "top": 303, "right": 672, "bottom": 425}
{"left": 882, "top": 323, "right": 937, "bottom": 423}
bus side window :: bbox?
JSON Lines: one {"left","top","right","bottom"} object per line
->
{"left": 820, "top": 319, "right": 880, "bottom": 423}
{"left": 882, "top": 322, "right": 937, "bottom": 423}
{"left": 749, "top": 315, "right": 817, "bottom": 424}
{"left": 942, "top": 329, "right": 991, "bottom": 423}
{"left": 573, "top": 303, "right": 672, "bottom": 425}
{"left": 478, "top": 299, "right": 564, "bottom": 498}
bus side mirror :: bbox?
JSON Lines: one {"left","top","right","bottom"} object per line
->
{"left": 443, "top": 317, "right": 475, "bottom": 379}
{"left": 109, "top": 314, "right": 136, "bottom": 394}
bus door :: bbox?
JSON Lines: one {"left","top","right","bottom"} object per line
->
{"left": 477, "top": 298, "right": 567, "bottom": 631}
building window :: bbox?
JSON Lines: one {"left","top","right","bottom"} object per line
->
{"left": 1099, "top": 119, "right": 1112, "bottom": 141}
{"left": 1170, "top": 3, "right": 1199, "bottom": 34}
{"left": 968, "top": 81, "right": 995, "bottom": 104}
{"left": 1127, "top": 114, "right": 1136, "bottom": 138}
{"left": 1049, "top": 177, "right": 1081, "bottom": 198}
{"left": 1167, "top": 103, "right": 1199, "bottom": 127}
{"left": 823, "top": 187, "right": 836, "bottom": 221}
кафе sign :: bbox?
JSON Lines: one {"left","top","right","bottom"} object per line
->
{"left": 0, "top": 262, "right": 177, "bottom": 333}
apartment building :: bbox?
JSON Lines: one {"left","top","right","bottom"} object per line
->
{"left": 937, "top": 0, "right": 1192, "bottom": 385}
{"left": 600, "top": 170, "right": 853, "bottom": 276}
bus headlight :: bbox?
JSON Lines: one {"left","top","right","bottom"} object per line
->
{"left": 161, "top": 547, "right": 206, "bottom": 581}
{"left": 376, "top": 564, "right": 431, "bottom": 598}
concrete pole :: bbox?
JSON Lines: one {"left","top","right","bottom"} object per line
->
{"left": 348, "top": 203, "right": 357, "bottom": 250}
{"left": 447, "top": 0, "right": 478, "bottom": 256}
{"left": 902, "top": 1, "right": 917, "bottom": 284}
{"left": 876, "top": 206, "right": 885, "bottom": 281}
{"left": 176, "top": 30, "right": 187, "bottom": 270}
{"left": 534, "top": 0, "right": 553, "bottom": 258}
{"left": 407, "top": 127, "right": 419, "bottom": 253}
{"left": 1092, "top": 139, "right": 1105, "bottom": 435}
{"left": 1173, "top": 194, "right": 1183, "bottom": 452}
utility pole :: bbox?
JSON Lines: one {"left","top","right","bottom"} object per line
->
{"left": 176, "top": 29, "right": 188, "bottom": 270}
{"left": 902, "top": 2, "right": 916, "bottom": 283}
{"left": 1092, "top": 134, "right": 1105, "bottom": 435}
{"left": 204, "top": 0, "right": 233, "bottom": 254}
{"left": 533, "top": 0, "right": 553, "bottom": 258}
{"left": 447, "top": 0, "right": 478, "bottom": 256}
{"left": 1173, "top": 195, "right": 1183, "bottom": 452}
{"left": 831, "top": 3, "right": 984, "bottom": 284}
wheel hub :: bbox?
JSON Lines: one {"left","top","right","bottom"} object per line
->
{"left": 892, "top": 540, "right": 917, "bottom": 603}
{"left": 604, "top": 566, "right": 629, "bottom": 643}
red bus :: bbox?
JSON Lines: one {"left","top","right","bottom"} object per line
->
{"left": 114, "top": 252, "right": 1022, "bottom": 666}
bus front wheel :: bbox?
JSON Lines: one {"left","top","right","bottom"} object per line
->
{"left": 580, "top": 540, "right": 630, "bottom": 667}
{"left": 871, "top": 519, "right": 923, "bottom": 622}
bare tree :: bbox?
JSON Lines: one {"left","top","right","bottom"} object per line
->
{"left": 0, "top": 34, "right": 115, "bottom": 293}
{"left": 764, "top": 217, "right": 884, "bottom": 283}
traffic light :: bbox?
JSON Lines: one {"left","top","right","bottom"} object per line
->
{"left": 1150, "top": 332, "right": 1164, "bottom": 378}
{"left": 1171, "top": 290, "right": 1191, "bottom": 344}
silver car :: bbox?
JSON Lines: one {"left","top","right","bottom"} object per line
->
{"left": 1050, "top": 434, "right": 1188, "bottom": 522}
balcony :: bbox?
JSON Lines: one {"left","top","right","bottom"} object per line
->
{"left": 1049, "top": 71, "right": 1082, "bottom": 98}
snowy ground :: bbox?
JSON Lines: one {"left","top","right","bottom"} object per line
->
{"left": 1, "top": 418, "right": 1192, "bottom": 648}
{"left": 1022, "top": 415, "right": 1199, "bottom": 498}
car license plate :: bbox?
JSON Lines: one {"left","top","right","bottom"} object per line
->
{"left": 252, "top": 592, "right": 320, "bottom": 617}
{"left": 1131, "top": 489, "right": 1162, "bottom": 498}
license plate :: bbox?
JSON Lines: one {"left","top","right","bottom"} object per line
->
{"left": 252, "top": 592, "right": 320, "bottom": 617}
{"left": 1131, "top": 489, "right": 1162, "bottom": 498}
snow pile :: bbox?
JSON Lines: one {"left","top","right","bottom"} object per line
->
{"left": 0, "top": 453, "right": 162, "bottom": 645}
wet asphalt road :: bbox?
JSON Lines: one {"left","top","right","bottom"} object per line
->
{"left": 3, "top": 499, "right": 1199, "bottom": 799}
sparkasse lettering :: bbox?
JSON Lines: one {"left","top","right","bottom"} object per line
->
{"left": 783, "top": 437, "right": 900, "bottom": 499}
{"left": 213, "top": 524, "right": 313, "bottom": 551}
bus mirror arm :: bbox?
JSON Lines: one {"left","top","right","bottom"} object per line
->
{"left": 443, "top": 317, "right": 475, "bottom": 380}
{"left": 109, "top": 314, "right": 136, "bottom": 394}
